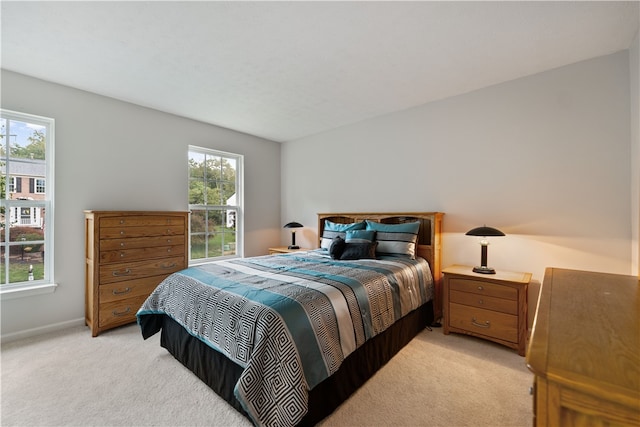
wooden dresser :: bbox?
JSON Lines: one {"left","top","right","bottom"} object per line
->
{"left": 527, "top": 268, "right": 640, "bottom": 426}
{"left": 443, "top": 264, "right": 531, "bottom": 356}
{"left": 85, "top": 210, "right": 189, "bottom": 336}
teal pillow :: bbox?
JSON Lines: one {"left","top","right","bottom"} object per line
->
{"left": 365, "top": 220, "right": 420, "bottom": 259}
{"left": 345, "top": 230, "right": 376, "bottom": 244}
{"left": 320, "top": 220, "right": 366, "bottom": 250}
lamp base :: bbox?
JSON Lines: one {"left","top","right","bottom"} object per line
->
{"left": 288, "top": 245, "right": 300, "bottom": 250}
{"left": 473, "top": 266, "right": 496, "bottom": 274}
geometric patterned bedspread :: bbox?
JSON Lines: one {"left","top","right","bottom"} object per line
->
{"left": 137, "top": 250, "right": 433, "bottom": 427}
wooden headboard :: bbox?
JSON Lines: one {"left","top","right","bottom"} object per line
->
{"left": 317, "top": 212, "right": 444, "bottom": 320}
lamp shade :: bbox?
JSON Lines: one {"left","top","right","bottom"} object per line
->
{"left": 465, "top": 226, "right": 505, "bottom": 237}
{"left": 283, "top": 222, "right": 304, "bottom": 229}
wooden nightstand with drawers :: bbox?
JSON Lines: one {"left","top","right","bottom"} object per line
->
{"left": 443, "top": 264, "right": 532, "bottom": 356}
{"left": 268, "top": 247, "right": 311, "bottom": 254}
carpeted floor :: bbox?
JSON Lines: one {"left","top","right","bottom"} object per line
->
{"left": 1, "top": 323, "right": 532, "bottom": 426}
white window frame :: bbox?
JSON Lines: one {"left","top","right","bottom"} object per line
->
{"left": 188, "top": 145, "right": 243, "bottom": 264}
{"left": 0, "top": 109, "right": 56, "bottom": 299}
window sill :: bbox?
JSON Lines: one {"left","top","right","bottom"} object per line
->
{"left": 0, "top": 283, "right": 58, "bottom": 300}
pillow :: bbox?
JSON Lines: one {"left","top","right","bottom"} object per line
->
{"left": 365, "top": 220, "right": 421, "bottom": 259}
{"left": 320, "top": 220, "right": 366, "bottom": 250}
{"left": 328, "top": 236, "right": 346, "bottom": 260}
{"left": 340, "top": 241, "right": 378, "bottom": 260}
{"left": 345, "top": 229, "right": 376, "bottom": 244}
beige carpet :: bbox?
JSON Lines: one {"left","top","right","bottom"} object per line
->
{"left": 1, "top": 323, "right": 532, "bottom": 426}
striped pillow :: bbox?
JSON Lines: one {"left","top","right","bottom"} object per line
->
{"left": 365, "top": 220, "right": 420, "bottom": 259}
{"left": 320, "top": 220, "right": 366, "bottom": 250}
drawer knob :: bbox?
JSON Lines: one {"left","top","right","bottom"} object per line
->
{"left": 167, "top": 248, "right": 172, "bottom": 253}
{"left": 112, "top": 307, "right": 131, "bottom": 317}
{"left": 478, "top": 299, "right": 483, "bottom": 305}
{"left": 120, "top": 252, "right": 125, "bottom": 257}
{"left": 120, "top": 230, "right": 125, "bottom": 235}
{"left": 112, "top": 287, "right": 131, "bottom": 295}
{"left": 167, "top": 239, "right": 172, "bottom": 243}
{"left": 471, "top": 317, "right": 490, "bottom": 328}
{"left": 120, "top": 242, "right": 125, "bottom": 247}
{"left": 120, "top": 220, "right": 125, "bottom": 224}
{"left": 477, "top": 285, "right": 484, "bottom": 291}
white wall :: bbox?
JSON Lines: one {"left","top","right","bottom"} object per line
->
{"left": 282, "top": 51, "right": 632, "bottom": 285}
{"left": 630, "top": 31, "right": 640, "bottom": 275}
{"left": 1, "top": 70, "right": 282, "bottom": 339}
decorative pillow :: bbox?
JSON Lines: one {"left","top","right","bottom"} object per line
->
{"left": 365, "top": 220, "right": 421, "bottom": 259}
{"left": 340, "top": 241, "right": 378, "bottom": 260}
{"left": 345, "top": 229, "right": 376, "bottom": 244}
{"left": 328, "top": 236, "right": 346, "bottom": 260}
{"left": 320, "top": 220, "right": 366, "bottom": 250}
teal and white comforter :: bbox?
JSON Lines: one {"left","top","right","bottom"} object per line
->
{"left": 137, "top": 250, "right": 433, "bottom": 427}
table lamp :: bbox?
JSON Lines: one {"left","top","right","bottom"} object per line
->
{"left": 465, "top": 225, "right": 505, "bottom": 274}
{"left": 284, "top": 222, "right": 303, "bottom": 249}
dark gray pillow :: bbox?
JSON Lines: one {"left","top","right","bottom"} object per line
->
{"left": 328, "top": 236, "right": 346, "bottom": 259}
{"left": 340, "top": 241, "right": 378, "bottom": 260}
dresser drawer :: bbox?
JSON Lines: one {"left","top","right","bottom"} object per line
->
{"left": 449, "top": 278, "right": 517, "bottom": 300}
{"left": 99, "top": 244, "right": 185, "bottom": 264}
{"left": 99, "top": 276, "right": 163, "bottom": 304}
{"left": 100, "top": 235, "right": 185, "bottom": 251}
{"left": 449, "top": 302, "right": 518, "bottom": 343}
{"left": 450, "top": 289, "right": 518, "bottom": 315}
{"left": 100, "top": 215, "right": 185, "bottom": 228}
{"left": 98, "top": 294, "right": 149, "bottom": 328}
{"left": 100, "top": 225, "right": 185, "bottom": 239}
{"left": 99, "top": 256, "right": 185, "bottom": 284}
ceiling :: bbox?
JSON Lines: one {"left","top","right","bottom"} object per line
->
{"left": 1, "top": 1, "right": 638, "bottom": 143}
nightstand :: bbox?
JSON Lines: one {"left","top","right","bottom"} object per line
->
{"left": 268, "top": 246, "right": 311, "bottom": 255}
{"left": 442, "top": 264, "right": 531, "bottom": 356}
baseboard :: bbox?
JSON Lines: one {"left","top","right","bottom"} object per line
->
{"left": 1, "top": 318, "right": 85, "bottom": 343}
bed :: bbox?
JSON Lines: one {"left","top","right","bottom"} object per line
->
{"left": 137, "top": 212, "right": 443, "bottom": 427}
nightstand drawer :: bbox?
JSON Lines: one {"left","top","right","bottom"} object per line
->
{"left": 449, "top": 302, "right": 518, "bottom": 343}
{"left": 449, "top": 278, "right": 517, "bottom": 300}
{"left": 450, "top": 289, "right": 518, "bottom": 315}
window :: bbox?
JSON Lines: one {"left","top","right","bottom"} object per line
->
{"left": 188, "top": 146, "right": 243, "bottom": 263}
{"left": 0, "top": 110, "right": 54, "bottom": 293}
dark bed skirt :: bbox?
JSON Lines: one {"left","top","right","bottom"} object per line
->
{"left": 159, "top": 301, "right": 434, "bottom": 426}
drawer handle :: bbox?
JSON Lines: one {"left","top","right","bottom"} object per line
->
{"left": 120, "top": 220, "right": 125, "bottom": 224}
{"left": 120, "top": 230, "right": 125, "bottom": 236}
{"left": 112, "top": 268, "right": 131, "bottom": 277}
{"left": 112, "top": 307, "right": 131, "bottom": 317}
{"left": 120, "top": 242, "right": 125, "bottom": 247}
{"left": 120, "top": 252, "right": 125, "bottom": 257}
{"left": 167, "top": 239, "right": 172, "bottom": 243}
{"left": 477, "top": 285, "right": 484, "bottom": 291}
{"left": 471, "top": 317, "right": 490, "bottom": 328}
{"left": 167, "top": 248, "right": 172, "bottom": 253}
{"left": 478, "top": 299, "right": 483, "bottom": 305}
{"left": 112, "top": 287, "right": 131, "bottom": 295}
{"left": 161, "top": 262, "right": 177, "bottom": 269}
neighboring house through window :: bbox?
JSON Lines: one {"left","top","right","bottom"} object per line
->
{"left": 0, "top": 109, "right": 54, "bottom": 294}
{"left": 188, "top": 146, "right": 243, "bottom": 263}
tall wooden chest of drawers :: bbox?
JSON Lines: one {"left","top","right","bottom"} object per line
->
{"left": 527, "top": 268, "right": 639, "bottom": 426}
{"left": 443, "top": 264, "right": 531, "bottom": 356}
{"left": 85, "top": 210, "right": 189, "bottom": 336}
